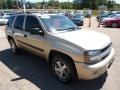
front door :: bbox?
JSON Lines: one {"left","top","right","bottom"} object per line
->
{"left": 23, "top": 15, "right": 45, "bottom": 55}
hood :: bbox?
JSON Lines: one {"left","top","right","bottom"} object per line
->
{"left": 54, "top": 30, "right": 111, "bottom": 50}
{"left": 103, "top": 18, "right": 113, "bottom": 21}
{"left": 103, "top": 17, "right": 118, "bottom": 21}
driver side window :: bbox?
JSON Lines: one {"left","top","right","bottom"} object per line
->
{"left": 25, "top": 16, "right": 43, "bottom": 35}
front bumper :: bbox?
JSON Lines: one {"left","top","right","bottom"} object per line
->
{"left": 76, "top": 21, "right": 83, "bottom": 26}
{"left": 74, "top": 48, "right": 115, "bottom": 80}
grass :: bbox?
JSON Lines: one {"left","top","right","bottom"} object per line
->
{"left": 92, "top": 10, "right": 101, "bottom": 16}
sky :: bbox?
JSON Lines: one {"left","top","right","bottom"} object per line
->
{"left": 26, "top": 0, "right": 120, "bottom": 4}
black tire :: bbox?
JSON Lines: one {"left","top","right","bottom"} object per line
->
{"left": 112, "top": 22, "right": 118, "bottom": 28}
{"left": 50, "top": 54, "right": 76, "bottom": 82}
{"left": 9, "top": 39, "right": 18, "bottom": 54}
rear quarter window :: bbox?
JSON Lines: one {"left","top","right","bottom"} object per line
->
{"left": 7, "top": 16, "right": 15, "bottom": 27}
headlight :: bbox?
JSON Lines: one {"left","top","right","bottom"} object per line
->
{"left": 87, "top": 51, "right": 101, "bottom": 57}
{"left": 84, "top": 50, "right": 101, "bottom": 63}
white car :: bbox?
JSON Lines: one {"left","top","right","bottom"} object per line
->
{"left": 0, "top": 16, "right": 8, "bottom": 25}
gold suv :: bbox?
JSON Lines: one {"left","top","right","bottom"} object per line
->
{"left": 6, "top": 14, "right": 115, "bottom": 82}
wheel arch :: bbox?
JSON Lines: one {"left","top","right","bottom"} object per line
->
{"left": 48, "top": 50, "right": 78, "bottom": 79}
{"left": 7, "top": 35, "right": 14, "bottom": 42}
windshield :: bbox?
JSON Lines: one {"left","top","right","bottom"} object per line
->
{"left": 40, "top": 15, "right": 77, "bottom": 32}
{"left": 73, "top": 14, "right": 82, "bottom": 18}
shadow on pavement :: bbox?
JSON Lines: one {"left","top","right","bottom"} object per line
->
{"left": 0, "top": 49, "right": 107, "bottom": 90}
{"left": 102, "top": 25, "right": 120, "bottom": 28}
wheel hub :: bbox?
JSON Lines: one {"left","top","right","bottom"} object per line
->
{"left": 54, "top": 61, "right": 69, "bottom": 79}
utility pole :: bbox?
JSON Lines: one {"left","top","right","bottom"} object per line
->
{"left": 21, "top": 0, "right": 26, "bottom": 13}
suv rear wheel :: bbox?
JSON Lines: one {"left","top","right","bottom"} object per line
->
{"left": 51, "top": 55, "right": 76, "bottom": 82}
{"left": 9, "top": 39, "right": 18, "bottom": 54}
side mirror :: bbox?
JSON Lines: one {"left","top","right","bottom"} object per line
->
{"left": 30, "top": 28, "right": 44, "bottom": 36}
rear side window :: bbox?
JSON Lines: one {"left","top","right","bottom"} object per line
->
{"left": 7, "top": 16, "right": 15, "bottom": 27}
{"left": 14, "top": 15, "right": 25, "bottom": 30}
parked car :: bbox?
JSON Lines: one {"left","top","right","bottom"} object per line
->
{"left": 97, "top": 11, "right": 120, "bottom": 22}
{"left": 71, "top": 13, "right": 84, "bottom": 26}
{"left": 6, "top": 14, "right": 115, "bottom": 82}
{"left": 97, "top": 12, "right": 113, "bottom": 22}
{"left": 101, "top": 14, "right": 120, "bottom": 24}
{"left": 0, "top": 16, "right": 8, "bottom": 25}
{"left": 103, "top": 18, "right": 120, "bottom": 28}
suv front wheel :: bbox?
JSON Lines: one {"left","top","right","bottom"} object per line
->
{"left": 51, "top": 55, "right": 76, "bottom": 82}
{"left": 9, "top": 39, "right": 18, "bottom": 54}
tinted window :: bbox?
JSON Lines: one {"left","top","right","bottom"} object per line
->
{"left": 25, "top": 16, "right": 42, "bottom": 31}
{"left": 7, "top": 16, "right": 15, "bottom": 27}
{"left": 14, "top": 15, "right": 25, "bottom": 30}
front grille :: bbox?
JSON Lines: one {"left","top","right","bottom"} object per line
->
{"left": 101, "top": 43, "right": 112, "bottom": 53}
{"left": 102, "top": 52, "right": 110, "bottom": 60}
{"left": 100, "top": 43, "right": 112, "bottom": 60}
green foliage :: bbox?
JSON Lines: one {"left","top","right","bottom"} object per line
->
{"left": 60, "top": 2, "right": 73, "bottom": 9}
{"left": 72, "top": 0, "right": 116, "bottom": 10}
{"left": 48, "top": 0, "right": 59, "bottom": 7}
{"left": 0, "top": 0, "right": 119, "bottom": 10}
{"left": 7, "top": 0, "right": 14, "bottom": 9}
{"left": 0, "top": 0, "right": 20, "bottom": 9}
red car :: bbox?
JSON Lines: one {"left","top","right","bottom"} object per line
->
{"left": 103, "top": 18, "right": 120, "bottom": 28}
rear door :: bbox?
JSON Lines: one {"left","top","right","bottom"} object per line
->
{"left": 13, "top": 15, "right": 26, "bottom": 47}
{"left": 6, "top": 15, "right": 16, "bottom": 35}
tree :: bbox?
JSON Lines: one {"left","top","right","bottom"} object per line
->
{"left": 7, "top": 0, "right": 14, "bottom": 9}
{"left": 48, "top": 0, "right": 59, "bottom": 7}
{"left": 0, "top": 0, "right": 3, "bottom": 9}
{"left": 13, "top": 0, "right": 19, "bottom": 8}
{"left": 107, "top": 0, "right": 113, "bottom": 10}
{"left": 60, "top": 2, "right": 73, "bottom": 9}
{"left": 48, "top": 0, "right": 54, "bottom": 6}
{"left": 73, "top": 0, "right": 110, "bottom": 10}
{"left": 14, "top": 0, "right": 19, "bottom": 6}
{"left": 73, "top": 0, "right": 82, "bottom": 9}
{"left": 3, "top": 0, "right": 8, "bottom": 9}
{"left": 26, "top": 2, "right": 32, "bottom": 9}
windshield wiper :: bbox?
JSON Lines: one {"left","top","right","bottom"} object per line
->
{"left": 57, "top": 27, "right": 81, "bottom": 31}
{"left": 67, "top": 27, "right": 81, "bottom": 30}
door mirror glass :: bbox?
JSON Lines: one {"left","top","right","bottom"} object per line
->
{"left": 30, "top": 28, "right": 44, "bottom": 36}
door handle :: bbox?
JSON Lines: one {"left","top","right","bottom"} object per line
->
{"left": 24, "top": 35, "right": 27, "bottom": 37}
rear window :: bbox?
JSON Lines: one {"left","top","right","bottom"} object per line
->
{"left": 7, "top": 16, "right": 15, "bottom": 27}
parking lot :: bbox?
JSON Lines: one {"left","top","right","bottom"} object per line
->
{"left": 0, "top": 17, "right": 120, "bottom": 90}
